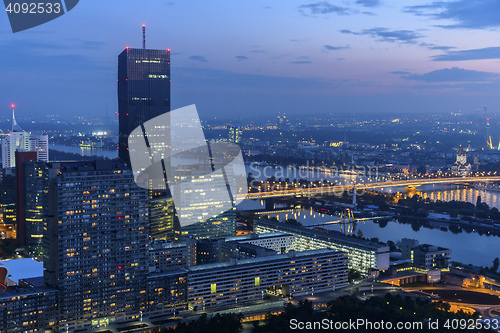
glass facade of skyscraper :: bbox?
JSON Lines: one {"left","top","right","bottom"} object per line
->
{"left": 118, "top": 48, "right": 171, "bottom": 166}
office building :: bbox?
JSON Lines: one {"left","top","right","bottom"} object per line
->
{"left": 197, "top": 238, "right": 222, "bottom": 265}
{"left": 221, "top": 232, "right": 295, "bottom": 261}
{"left": 118, "top": 46, "right": 171, "bottom": 165}
{"left": 401, "top": 238, "right": 419, "bottom": 260}
{"left": 225, "top": 232, "right": 294, "bottom": 254}
{"left": 401, "top": 238, "right": 452, "bottom": 270}
{"left": 223, "top": 242, "right": 277, "bottom": 261}
{"left": 277, "top": 115, "right": 289, "bottom": 130}
{"left": 176, "top": 209, "right": 236, "bottom": 241}
{"left": 173, "top": 163, "right": 238, "bottom": 240}
{"left": 186, "top": 249, "right": 348, "bottom": 310}
{"left": 1, "top": 106, "right": 48, "bottom": 169}
{"left": 254, "top": 219, "right": 390, "bottom": 273}
{"left": 149, "top": 195, "right": 175, "bottom": 241}
{"left": 148, "top": 238, "right": 196, "bottom": 273}
{"left": 0, "top": 168, "right": 17, "bottom": 225}
{"left": 228, "top": 126, "right": 242, "bottom": 144}
{"left": 17, "top": 155, "right": 51, "bottom": 256}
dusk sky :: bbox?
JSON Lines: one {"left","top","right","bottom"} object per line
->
{"left": 2, "top": 0, "right": 500, "bottom": 121}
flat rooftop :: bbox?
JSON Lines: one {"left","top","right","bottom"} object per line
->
{"left": 255, "top": 219, "right": 388, "bottom": 251}
{"left": 186, "top": 248, "right": 346, "bottom": 272}
{"left": 224, "top": 232, "right": 290, "bottom": 243}
{"left": 0, "top": 258, "right": 44, "bottom": 284}
{"left": 0, "top": 285, "right": 58, "bottom": 299}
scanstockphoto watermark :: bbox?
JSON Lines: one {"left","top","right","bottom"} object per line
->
{"left": 129, "top": 105, "right": 248, "bottom": 228}
{"left": 290, "top": 318, "right": 497, "bottom": 331}
{"left": 290, "top": 318, "right": 425, "bottom": 331}
{"left": 4, "top": 0, "right": 80, "bottom": 33}
{"left": 247, "top": 162, "right": 378, "bottom": 198}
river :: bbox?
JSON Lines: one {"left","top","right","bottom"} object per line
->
{"left": 241, "top": 165, "right": 500, "bottom": 267}
{"left": 50, "top": 144, "right": 117, "bottom": 159}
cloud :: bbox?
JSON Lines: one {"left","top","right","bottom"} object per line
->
{"left": 82, "top": 41, "right": 106, "bottom": 49}
{"left": 189, "top": 55, "right": 208, "bottom": 63}
{"left": 393, "top": 67, "right": 500, "bottom": 82}
{"left": 405, "top": 0, "right": 500, "bottom": 29}
{"left": 341, "top": 27, "right": 423, "bottom": 44}
{"left": 235, "top": 55, "right": 248, "bottom": 61}
{"left": 432, "top": 47, "right": 500, "bottom": 61}
{"left": 356, "top": 0, "right": 380, "bottom": 7}
{"left": 299, "top": 2, "right": 350, "bottom": 16}
{"left": 290, "top": 61, "right": 313, "bottom": 64}
{"left": 249, "top": 49, "right": 267, "bottom": 53}
{"left": 390, "top": 71, "right": 411, "bottom": 75}
{"left": 323, "top": 45, "right": 349, "bottom": 51}
{"left": 419, "top": 42, "right": 455, "bottom": 51}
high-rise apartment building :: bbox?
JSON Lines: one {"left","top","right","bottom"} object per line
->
{"left": 1, "top": 105, "right": 48, "bottom": 169}
{"left": 43, "top": 160, "right": 150, "bottom": 331}
{"left": 118, "top": 47, "right": 171, "bottom": 166}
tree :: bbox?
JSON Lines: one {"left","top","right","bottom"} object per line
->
{"left": 417, "top": 165, "right": 426, "bottom": 175}
{"left": 492, "top": 258, "right": 499, "bottom": 273}
{"left": 348, "top": 269, "right": 361, "bottom": 283}
{"left": 162, "top": 313, "right": 243, "bottom": 333}
{"left": 0, "top": 239, "right": 21, "bottom": 259}
{"left": 387, "top": 240, "right": 397, "bottom": 252}
{"left": 378, "top": 219, "right": 389, "bottom": 228}
{"left": 284, "top": 219, "right": 302, "bottom": 227}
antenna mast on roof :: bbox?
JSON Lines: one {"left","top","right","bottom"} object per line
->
{"left": 142, "top": 24, "right": 146, "bottom": 49}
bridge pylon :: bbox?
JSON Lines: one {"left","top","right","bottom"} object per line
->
{"left": 339, "top": 209, "right": 355, "bottom": 234}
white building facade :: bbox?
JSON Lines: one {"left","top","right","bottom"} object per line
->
{"left": 1, "top": 108, "right": 48, "bottom": 168}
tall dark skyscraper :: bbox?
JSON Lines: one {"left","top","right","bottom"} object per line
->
{"left": 118, "top": 45, "right": 171, "bottom": 165}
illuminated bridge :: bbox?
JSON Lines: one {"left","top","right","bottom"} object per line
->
{"left": 235, "top": 176, "right": 500, "bottom": 200}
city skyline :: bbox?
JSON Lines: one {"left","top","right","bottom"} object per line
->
{"left": 2, "top": 3, "right": 500, "bottom": 331}
{"left": 1, "top": 0, "right": 500, "bottom": 120}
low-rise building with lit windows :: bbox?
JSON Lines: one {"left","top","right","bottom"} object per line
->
{"left": 224, "top": 232, "right": 295, "bottom": 254}
{"left": 185, "top": 249, "right": 348, "bottom": 311}
{"left": 148, "top": 239, "right": 196, "bottom": 272}
{"left": 253, "top": 219, "right": 390, "bottom": 273}
{"left": 0, "top": 286, "right": 59, "bottom": 332}
{"left": 221, "top": 232, "right": 295, "bottom": 261}
{"left": 146, "top": 269, "right": 188, "bottom": 318}
{"left": 402, "top": 238, "right": 452, "bottom": 270}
